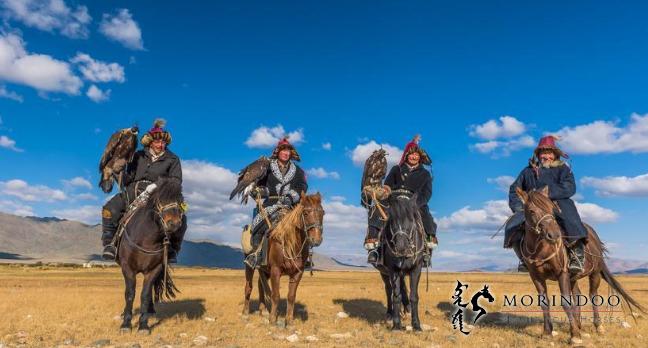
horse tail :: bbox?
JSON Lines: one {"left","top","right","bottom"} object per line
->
{"left": 153, "top": 265, "right": 179, "bottom": 302}
{"left": 258, "top": 270, "right": 272, "bottom": 309}
{"left": 600, "top": 262, "right": 647, "bottom": 315}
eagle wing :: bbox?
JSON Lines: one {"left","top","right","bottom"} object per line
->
{"left": 229, "top": 156, "right": 270, "bottom": 204}
{"left": 98, "top": 127, "right": 139, "bottom": 193}
{"left": 361, "top": 148, "right": 387, "bottom": 191}
{"left": 99, "top": 129, "right": 124, "bottom": 172}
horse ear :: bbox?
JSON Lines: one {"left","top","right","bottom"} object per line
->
{"left": 315, "top": 192, "right": 322, "bottom": 202}
{"left": 300, "top": 191, "right": 305, "bottom": 200}
{"left": 515, "top": 186, "right": 528, "bottom": 205}
{"left": 540, "top": 185, "right": 550, "bottom": 197}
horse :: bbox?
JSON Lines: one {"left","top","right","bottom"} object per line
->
{"left": 515, "top": 186, "right": 646, "bottom": 344}
{"left": 116, "top": 177, "right": 186, "bottom": 334}
{"left": 242, "top": 192, "right": 324, "bottom": 326}
{"left": 374, "top": 193, "right": 427, "bottom": 331}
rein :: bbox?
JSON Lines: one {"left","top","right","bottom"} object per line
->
{"left": 520, "top": 212, "right": 567, "bottom": 270}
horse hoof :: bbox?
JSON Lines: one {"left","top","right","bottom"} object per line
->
{"left": 570, "top": 337, "right": 583, "bottom": 346}
{"left": 137, "top": 328, "right": 151, "bottom": 335}
{"left": 413, "top": 325, "right": 422, "bottom": 332}
{"left": 391, "top": 324, "right": 404, "bottom": 331}
{"left": 119, "top": 327, "right": 131, "bottom": 334}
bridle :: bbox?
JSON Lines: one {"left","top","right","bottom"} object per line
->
{"left": 300, "top": 207, "right": 324, "bottom": 245}
{"left": 155, "top": 201, "right": 184, "bottom": 231}
{"left": 528, "top": 213, "right": 559, "bottom": 240}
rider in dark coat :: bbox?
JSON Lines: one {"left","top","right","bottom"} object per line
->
{"left": 505, "top": 135, "right": 588, "bottom": 273}
{"left": 101, "top": 119, "right": 186, "bottom": 262}
{"left": 244, "top": 137, "right": 308, "bottom": 268}
{"left": 364, "top": 136, "right": 438, "bottom": 265}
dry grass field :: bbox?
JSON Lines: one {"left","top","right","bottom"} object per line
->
{"left": 0, "top": 265, "right": 646, "bottom": 348}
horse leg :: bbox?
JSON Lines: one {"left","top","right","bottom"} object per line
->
{"left": 570, "top": 278, "right": 583, "bottom": 329}
{"left": 380, "top": 273, "right": 393, "bottom": 322}
{"left": 409, "top": 266, "right": 422, "bottom": 331}
{"left": 120, "top": 268, "right": 136, "bottom": 333}
{"left": 285, "top": 271, "right": 304, "bottom": 325}
{"left": 269, "top": 266, "right": 282, "bottom": 325}
{"left": 401, "top": 276, "right": 411, "bottom": 314}
{"left": 589, "top": 272, "right": 604, "bottom": 334}
{"left": 558, "top": 272, "right": 581, "bottom": 342}
{"left": 390, "top": 272, "right": 404, "bottom": 330}
{"left": 137, "top": 268, "right": 159, "bottom": 334}
{"left": 530, "top": 276, "right": 553, "bottom": 336}
{"left": 243, "top": 265, "right": 254, "bottom": 315}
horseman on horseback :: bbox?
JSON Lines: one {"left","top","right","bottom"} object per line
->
{"left": 101, "top": 119, "right": 186, "bottom": 263}
{"left": 242, "top": 137, "right": 308, "bottom": 268}
{"left": 505, "top": 135, "right": 588, "bottom": 273}
{"left": 363, "top": 135, "right": 438, "bottom": 265}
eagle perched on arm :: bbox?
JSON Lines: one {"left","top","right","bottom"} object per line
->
{"left": 98, "top": 126, "right": 139, "bottom": 193}
{"left": 229, "top": 156, "right": 270, "bottom": 204}
{"left": 361, "top": 148, "right": 389, "bottom": 207}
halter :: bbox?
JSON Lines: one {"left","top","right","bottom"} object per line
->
{"left": 521, "top": 210, "right": 567, "bottom": 269}
{"left": 529, "top": 213, "right": 557, "bottom": 238}
{"left": 155, "top": 201, "right": 183, "bottom": 231}
{"left": 385, "top": 219, "right": 425, "bottom": 258}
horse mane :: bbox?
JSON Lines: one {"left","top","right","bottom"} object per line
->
{"left": 270, "top": 202, "right": 304, "bottom": 259}
{"left": 526, "top": 190, "right": 558, "bottom": 215}
{"left": 388, "top": 196, "right": 419, "bottom": 228}
{"left": 147, "top": 178, "right": 183, "bottom": 209}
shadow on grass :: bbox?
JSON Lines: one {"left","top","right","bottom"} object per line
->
{"left": 248, "top": 299, "right": 309, "bottom": 321}
{"left": 333, "top": 298, "right": 387, "bottom": 324}
{"left": 437, "top": 301, "right": 541, "bottom": 332}
{"left": 144, "top": 298, "right": 206, "bottom": 328}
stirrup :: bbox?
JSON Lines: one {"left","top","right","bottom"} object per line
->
{"left": 102, "top": 245, "right": 116, "bottom": 261}
{"left": 517, "top": 261, "right": 529, "bottom": 273}
{"left": 568, "top": 251, "right": 584, "bottom": 273}
{"left": 367, "top": 249, "right": 379, "bottom": 264}
{"left": 422, "top": 253, "right": 431, "bottom": 267}
{"left": 244, "top": 253, "right": 258, "bottom": 268}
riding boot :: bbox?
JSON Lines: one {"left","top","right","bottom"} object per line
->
{"left": 568, "top": 240, "right": 585, "bottom": 274}
{"left": 512, "top": 243, "right": 528, "bottom": 272}
{"left": 364, "top": 225, "right": 380, "bottom": 264}
{"left": 101, "top": 217, "right": 118, "bottom": 261}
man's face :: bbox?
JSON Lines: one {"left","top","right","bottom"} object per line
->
{"left": 407, "top": 152, "right": 420, "bottom": 166}
{"left": 151, "top": 139, "right": 166, "bottom": 154}
{"left": 278, "top": 149, "right": 291, "bottom": 162}
{"left": 539, "top": 150, "right": 556, "bottom": 164}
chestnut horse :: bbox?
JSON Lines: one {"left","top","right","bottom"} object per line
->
{"left": 243, "top": 192, "right": 324, "bottom": 326}
{"left": 515, "top": 186, "right": 645, "bottom": 344}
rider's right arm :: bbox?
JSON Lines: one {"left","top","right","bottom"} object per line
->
{"left": 508, "top": 169, "right": 526, "bottom": 213}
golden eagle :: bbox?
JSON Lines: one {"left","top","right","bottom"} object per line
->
{"left": 361, "top": 148, "right": 388, "bottom": 190}
{"left": 229, "top": 156, "right": 270, "bottom": 204}
{"left": 98, "top": 126, "right": 139, "bottom": 193}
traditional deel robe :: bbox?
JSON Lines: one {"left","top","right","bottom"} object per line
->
{"left": 381, "top": 163, "right": 437, "bottom": 237}
{"left": 250, "top": 159, "right": 308, "bottom": 240}
{"left": 505, "top": 161, "right": 588, "bottom": 247}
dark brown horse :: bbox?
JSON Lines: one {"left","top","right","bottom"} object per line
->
{"left": 243, "top": 192, "right": 324, "bottom": 326}
{"left": 117, "top": 178, "right": 186, "bottom": 334}
{"left": 515, "top": 186, "right": 646, "bottom": 344}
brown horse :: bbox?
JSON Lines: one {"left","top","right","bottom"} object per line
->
{"left": 117, "top": 178, "right": 186, "bottom": 334}
{"left": 515, "top": 186, "right": 646, "bottom": 344}
{"left": 243, "top": 192, "right": 324, "bottom": 326}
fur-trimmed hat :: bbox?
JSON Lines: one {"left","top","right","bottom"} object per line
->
{"left": 270, "top": 137, "right": 300, "bottom": 161}
{"left": 141, "top": 119, "right": 172, "bottom": 146}
{"left": 534, "top": 135, "right": 568, "bottom": 159}
{"left": 400, "top": 135, "right": 431, "bottom": 165}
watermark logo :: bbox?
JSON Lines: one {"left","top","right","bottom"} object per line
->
{"left": 451, "top": 280, "right": 494, "bottom": 335}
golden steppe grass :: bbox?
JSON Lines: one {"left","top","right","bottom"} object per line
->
{"left": 0, "top": 265, "right": 646, "bottom": 348}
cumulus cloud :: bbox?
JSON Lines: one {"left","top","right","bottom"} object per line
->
{"left": 438, "top": 200, "right": 510, "bottom": 232}
{"left": 244, "top": 125, "right": 304, "bottom": 148}
{"left": 350, "top": 140, "right": 402, "bottom": 167}
{"left": 86, "top": 84, "right": 110, "bottom": 102}
{"left": 318, "top": 199, "right": 367, "bottom": 256}
{"left": 322, "top": 142, "right": 332, "bottom": 150}
{"left": 472, "top": 135, "right": 535, "bottom": 157}
{"left": 61, "top": 176, "right": 92, "bottom": 189}
{"left": 487, "top": 176, "right": 515, "bottom": 192}
{"left": 554, "top": 113, "right": 648, "bottom": 154}
{"left": 575, "top": 202, "right": 618, "bottom": 223}
{"left": 0, "top": 135, "right": 23, "bottom": 152}
{"left": 99, "top": 9, "right": 144, "bottom": 50}
{"left": 307, "top": 167, "right": 340, "bottom": 180}
{"left": 0, "top": 199, "right": 35, "bottom": 216}
{"left": 52, "top": 205, "right": 101, "bottom": 224}
{"left": 70, "top": 53, "right": 125, "bottom": 83}
{"left": 0, "top": 33, "right": 82, "bottom": 94}
{"left": 0, "top": 179, "right": 67, "bottom": 202}
{"left": 0, "top": 85, "right": 23, "bottom": 102}
{"left": 470, "top": 116, "right": 527, "bottom": 140}
{"left": 581, "top": 173, "right": 648, "bottom": 197}
{"left": 1, "top": 0, "right": 92, "bottom": 38}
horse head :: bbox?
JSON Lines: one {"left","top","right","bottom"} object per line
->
{"left": 148, "top": 177, "right": 185, "bottom": 234}
{"left": 300, "top": 191, "right": 324, "bottom": 247}
{"left": 515, "top": 186, "right": 562, "bottom": 244}
{"left": 386, "top": 192, "right": 420, "bottom": 257}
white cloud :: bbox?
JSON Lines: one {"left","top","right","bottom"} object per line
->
{"left": 244, "top": 125, "right": 304, "bottom": 148}
{"left": 52, "top": 205, "right": 100, "bottom": 224}
{"left": 438, "top": 200, "right": 510, "bottom": 232}
{"left": 470, "top": 116, "right": 527, "bottom": 140}
{"left": 0, "top": 33, "right": 82, "bottom": 94}
{"left": 62, "top": 176, "right": 92, "bottom": 190}
{"left": 574, "top": 202, "right": 618, "bottom": 223}
{"left": 307, "top": 167, "right": 340, "bottom": 180}
{"left": 581, "top": 173, "right": 648, "bottom": 197}
{"left": 487, "top": 176, "right": 515, "bottom": 192}
{"left": 99, "top": 9, "right": 144, "bottom": 50}
{"left": 322, "top": 142, "right": 332, "bottom": 150}
{"left": 1, "top": 0, "right": 92, "bottom": 38}
{"left": 70, "top": 53, "right": 125, "bottom": 83}
{"left": 0, "top": 199, "right": 34, "bottom": 216}
{"left": 350, "top": 140, "right": 402, "bottom": 167}
{"left": 554, "top": 113, "right": 648, "bottom": 154}
{"left": 0, "top": 85, "right": 23, "bottom": 102}
{"left": 472, "top": 135, "right": 535, "bottom": 157}
{"left": 0, "top": 135, "right": 23, "bottom": 152}
{"left": 0, "top": 179, "right": 67, "bottom": 202}
{"left": 73, "top": 193, "right": 98, "bottom": 201}
{"left": 86, "top": 84, "right": 110, "bottom": 102}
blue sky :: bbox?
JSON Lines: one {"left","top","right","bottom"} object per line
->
{"left": 1, "top": 1, "right": 647, "bottom": 270}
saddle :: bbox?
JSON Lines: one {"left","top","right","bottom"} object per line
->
{"left": 113, "top": 184, "right": 156, "bottom": 260}
{"left": 242, "top": 206, "right": 290, "bottom": 268}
